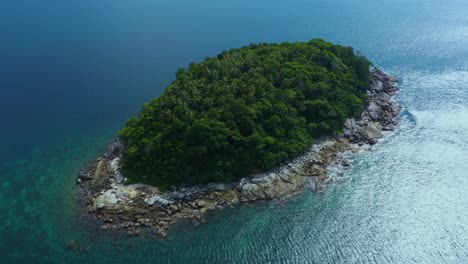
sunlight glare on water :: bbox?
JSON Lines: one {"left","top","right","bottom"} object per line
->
{"left": 0, "top": 0, "right": 468, "bottom": 263}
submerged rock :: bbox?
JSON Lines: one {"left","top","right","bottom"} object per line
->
{"left": 65, "top": 240, "right": 79, "bottom": 252}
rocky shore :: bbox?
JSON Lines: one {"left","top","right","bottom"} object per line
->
{"left": 77, "top": 68, "right": 401, "bottom": 238}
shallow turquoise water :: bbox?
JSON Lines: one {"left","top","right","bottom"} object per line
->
{"left": 1, "top": 0, "right": 468, "bottom": 263}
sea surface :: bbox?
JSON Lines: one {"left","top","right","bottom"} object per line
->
{"left": 1, "top": 0, "right": 468, "bottom": 263}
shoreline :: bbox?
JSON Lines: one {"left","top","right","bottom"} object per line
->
{"left": 77, "top": 68, "right": 401, "bottom": 238}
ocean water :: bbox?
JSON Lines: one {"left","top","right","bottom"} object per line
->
{"left": 1, "top": 0, "right": 468, "bottom": 263}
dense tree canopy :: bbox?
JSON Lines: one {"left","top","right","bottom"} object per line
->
{"left": 118, "top": 39, "right": 371, "bottom": 188}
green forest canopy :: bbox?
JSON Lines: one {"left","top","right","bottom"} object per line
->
{"left": 118, "top": 39, "right": 372, "bottom": 188}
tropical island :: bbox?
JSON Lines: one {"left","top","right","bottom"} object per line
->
{"left": 77, "top": 39, "right": 400, "bottom": 237}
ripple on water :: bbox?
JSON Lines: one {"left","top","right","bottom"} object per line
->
{"left": 2, "top": 0, "right": 468, "bottom": 261}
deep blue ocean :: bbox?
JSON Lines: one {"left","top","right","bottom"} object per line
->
{"left": 1, "top": 0, "right": 468, "bottom": 263}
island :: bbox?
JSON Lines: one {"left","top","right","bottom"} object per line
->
{"left": 77, "top": 39, "right": 401, "bottom": 237}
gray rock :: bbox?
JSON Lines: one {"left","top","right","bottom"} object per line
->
{"left": 66, "top": 240, "right": 79, "bottom": 252}
{"left": 196, "top": 200, "right": 205, "bottom": 208}
{"left": 144, "top": 195, "right": 173, "bottom": 206}
{"left": 206, "top": 183, "right": 233, "bottom": 192}
{"left": 367, "top": 102, "right": 382, "bottom": 121}
{"left": 362, "top": 121, "right": 383, "bottom": 140}
{"left": 305, "top": 176, "right": 317, "bottom": 190}
{"left": 373, "top": 79, "right": 384, "bottom": 92}
{"left": 391, "top": 104, "right": 401, "bottom": 115}
{"left": 170, "top": 204, "right": 179, "bottom": 212}
{"left": 342, "top": 159, "right": 351, "bottom": 167}
{"left": 382, "top": 124, "right": 395, "bottom": 131}
{"left": 171, "top": 191, "right": 185, "bottom": 200}
{"left": 344, "top": 118, "right": 356, "bottom": 130}
{"left": 240, "top": 182, "right": 263, "bottom": 201}
{"left": 376, "top": 92, "right": 391, "bottom": 105}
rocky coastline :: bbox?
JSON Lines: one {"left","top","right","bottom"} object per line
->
{"left": 77, "top": 68, "right": 401, "bottom": 238}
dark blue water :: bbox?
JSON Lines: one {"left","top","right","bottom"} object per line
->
{"left": 1, "top": 0, "right": 468, "bottom": 263}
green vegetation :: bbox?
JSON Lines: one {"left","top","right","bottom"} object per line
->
{"left": 118, "top": 39, "right": 371, "bottom": 188}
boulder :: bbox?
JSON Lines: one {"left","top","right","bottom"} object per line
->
{"left": 368, "top": 138, "right": 378, "bottom": 145}
{"left": 171, "top": 191, "right": 185, "bottom": 200}
{"left": 105, "top": 141, "right": 124, "bottom": 159}
{"left": 360, "top": 121, "right": 383, "bottom": 141}
{"left": 196, "top": 200, "right": 205, "bottom": 208}
{"left": 66, "top": 240, "right": 79, "bottom": 252}
{"left": 94, "top": 190, "right": 118, "bottom": 210}
{"left": 372, "top": 79, "right": 384, "bottom": 92}
{"left": 170, "top": 204, "right": 179, "bottom": 212}
{"left": 376, "top": 92, "right": 391, "bottom": 106}
{"left": 206, "top": 183, "right": 233, "bottom": 192}
{"left": 91, "top": 159, "right": 109, "bottom": 186}
{"left": 342, "top": 159, "right": 351, "bottom": 167}
{"left": 110, "top": 157, "right": 123, "bottom": 183}
{"left": 144, "top": 195, "right": 173, "bottom": 207}
{"left": 382, "top": 124, "right": 395, "bottom": 131}
{"left": 366, "top": 101, "right": 382, "bottom": 121}
{"left": 344, "top": 118, "right": 357, "bottom": 130}
{"left": 239, "top": 182, "right": 264, "bottom": 201}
